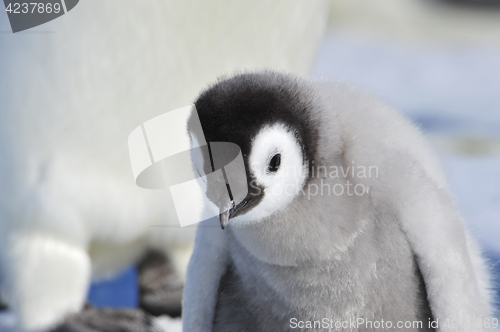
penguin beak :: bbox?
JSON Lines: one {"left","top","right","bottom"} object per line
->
{"left": 218, "top": 193, "right": 234, "bottom": 230}
{"left": 218, "top": 193, "right": 254, "bottom": 230}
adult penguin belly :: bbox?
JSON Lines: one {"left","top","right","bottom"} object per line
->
{"left": 0, "top": 1, "right": 330, "bottom": 330}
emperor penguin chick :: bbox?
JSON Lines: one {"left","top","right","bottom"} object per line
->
{"left": 183, "top": 72, "right": 493, "bottom": 332}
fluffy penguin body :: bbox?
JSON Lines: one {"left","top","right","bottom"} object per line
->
{"left": 183, "top": 72, "right": 493, "bottom": 331}
{"left": 0, "top": 1, "right": 329, "bottom": 330}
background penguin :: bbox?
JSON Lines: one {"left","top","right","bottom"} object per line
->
{"left": 0, "top": 1, "right": 329, "bottom": 330}
{"left": 183, "top": 71, "right": 494, "bottom": 331}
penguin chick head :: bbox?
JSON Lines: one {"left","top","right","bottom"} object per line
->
{"left": 189, "top": 72, "right": 318, "bottom": 229}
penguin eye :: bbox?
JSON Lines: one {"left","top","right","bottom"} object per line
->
{"left": 268, "top": 154, "right": 281, "bottom": 173}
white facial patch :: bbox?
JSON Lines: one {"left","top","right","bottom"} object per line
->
{"left": 234, "top": 123, "right": 308, "bottom": 223}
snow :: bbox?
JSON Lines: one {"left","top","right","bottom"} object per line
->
{"left": 152, "top": 316, "right": 183, "bottom": 332}
{"left": 442, "top": 156, "right": 500, "bottom": 253}
{"left": 0, "top": 312, "right": 16, "bottom": 332}
{"left": 314, "top": 35, "right": 500, "bottom": 124}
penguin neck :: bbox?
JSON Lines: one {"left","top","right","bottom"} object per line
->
{"left": 228, "top": 178, "right": 370, "bottom": 267}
